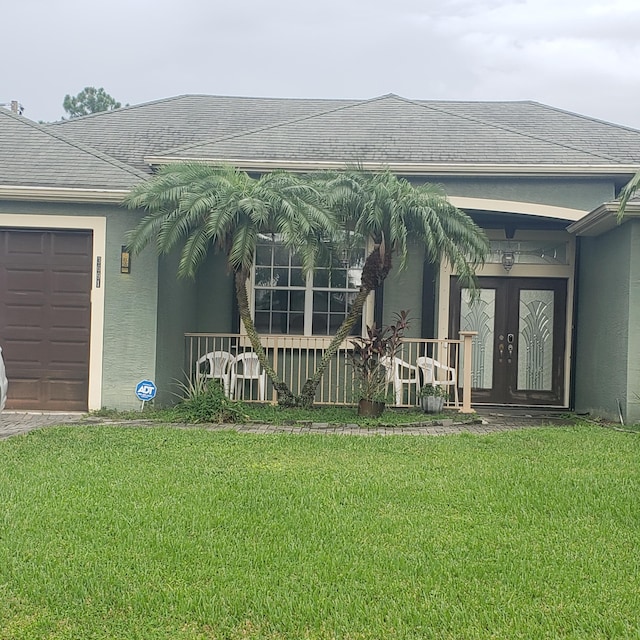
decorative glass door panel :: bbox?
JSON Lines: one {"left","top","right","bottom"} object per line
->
{"left": 460, "top": 288, "right": 495, "bottom": 390}
{"left": 518, "top": 290, "right": 554, "bottom": 392}
{"left": 451, "top": 278, "right": 566, "bottom": 405}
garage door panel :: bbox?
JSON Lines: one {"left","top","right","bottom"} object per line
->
{"left": 4, "top": 232, "right": 45, "bottom": 255}
{"left": 6, "top": 268, "right": 47, "bottom": 291}
{"left": 4, "top": 304, "right": 44, "bottom": 327}
{"left": 49, "top": 306, "right": 91, "bottom": 330}
{"left": 0, "top": 229, "right": 92, "bottom": 410}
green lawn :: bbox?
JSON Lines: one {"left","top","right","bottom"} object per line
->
{"left": 1, "top": 425, "right": 639, "bottom": 639}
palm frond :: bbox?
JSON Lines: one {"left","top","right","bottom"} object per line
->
{"left": 617, "top": 170, "right": 640, "bottom": 221}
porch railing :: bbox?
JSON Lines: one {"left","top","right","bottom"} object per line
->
{"left": 184, "top": 332, "right": 476, "bottom": 412}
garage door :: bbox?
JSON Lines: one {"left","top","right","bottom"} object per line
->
{"left": 0, "top": 229, "right": 92, "bottom": 411}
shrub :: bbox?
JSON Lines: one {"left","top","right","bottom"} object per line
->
{"left": 171, "top": 376, "right": 248, "bottom": 424}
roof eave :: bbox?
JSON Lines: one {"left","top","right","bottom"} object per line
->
{"left": 144, "top": 156, "right": 640, "bottom": 178}
{"left": 567, "top": 201, "right": 640, "bottom": 236}
{"left": 0, "top": 185, "right": 131, "bottom": 203}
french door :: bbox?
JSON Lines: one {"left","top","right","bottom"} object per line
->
{"left": 450, "top": 277, "right": 567, "bottom": 405}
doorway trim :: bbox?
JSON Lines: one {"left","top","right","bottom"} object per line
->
{"left": 437, "top": 229, "right": 575, "bottom": 407}
{"left": 0, "top": 213, "right": 106, "bottom": 411}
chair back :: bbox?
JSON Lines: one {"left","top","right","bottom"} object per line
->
{"left": 416, "top": 356, "right": 435, "bottom": 383}
{"left": 234, "top": 352, "right": 261, "bottom": 377}
{"left": 209, "top": 351, "right": 234, "bottom": 377}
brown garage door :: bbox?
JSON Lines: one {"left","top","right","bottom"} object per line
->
{"left": 0, "top": 229, "right": 92, "bottom": 411}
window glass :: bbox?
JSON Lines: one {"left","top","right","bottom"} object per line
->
{"left": 253, "top": 234, "right": 366, "bottom": 336}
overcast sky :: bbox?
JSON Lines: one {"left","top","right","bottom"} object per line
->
{"left": 3, "top": 0, "right": 640, "bottom": 129}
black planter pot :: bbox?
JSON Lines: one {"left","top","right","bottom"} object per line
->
{"left": 358, "top": 399, "right": 385, "bottom": 417}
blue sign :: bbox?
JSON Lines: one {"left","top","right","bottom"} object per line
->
{"left": 135, "top": 379, "right": 157, "bottom": 402}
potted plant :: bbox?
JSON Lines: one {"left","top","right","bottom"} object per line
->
{"left": 349, "top": 310, "right": 410, "bottom": 417}
{"left": 418, "top": 383, "right": 448, "bottom": 414}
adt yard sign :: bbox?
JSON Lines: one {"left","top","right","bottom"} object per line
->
{"left": 135, "top": 379, "right": 157, "bottom": 402}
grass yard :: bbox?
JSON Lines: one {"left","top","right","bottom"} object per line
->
{"left": 0, "top": 425, "right": 639, "bottom": 639}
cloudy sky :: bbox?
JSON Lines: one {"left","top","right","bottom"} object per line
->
{"left": 4, "top": 0, "right": 640, "bottom": 128}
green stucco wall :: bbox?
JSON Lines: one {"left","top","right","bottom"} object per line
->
{"left": 195, "top": 252, "right": 236, "bottom": 333}
{"left": 433, "top": 176, "right": 615, "bottom": 213}
{"left": 574, "top": 221, "right": 640, "bottom": 423}
{"left": 153, "top": 250, "right": 235, "bottom": 406}
{"left": 154, "top": 250, "right": 197, "bottom": 406}
{"left": 0, "top": 200, "right": 158, "bottom": 410}
{"left": 382, "top": 242, "right": 425, "bottom": 338}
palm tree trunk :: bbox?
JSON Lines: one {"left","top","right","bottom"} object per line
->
{"left": 234, "top": 270, "right": 296, "bottom": 406}
{"left": 298, "top": 246, "right": 393, "bottom": 408}
{"left": 298, "top": 285, "right": 372, "bottom": 407}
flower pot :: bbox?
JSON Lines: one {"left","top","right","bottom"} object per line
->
{"left": 358, "top": 399, "right": 385, "bottom": 417}
{"left": 421, "top": 395, "right": 444, "bottom": 414}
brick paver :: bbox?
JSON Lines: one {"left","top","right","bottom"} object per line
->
{"left": 0, "top": 409, "right": 573, "bottom": 440}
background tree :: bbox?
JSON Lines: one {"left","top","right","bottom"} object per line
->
{"left": 124, "top": 163, "right": 334, "bottom": 406}
{"left": 62, "top": 87, "right": 123, "bottom": 118}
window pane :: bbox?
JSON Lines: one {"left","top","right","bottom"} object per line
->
{"left": 289, "top": 313, "right": 304, "bottom": 334}
{"left": 331, "top": 269, "right": 347, "bottom": 288}
{"left": 272, "top": 312, "right": 288, "bottom": 334}
{"left": 255, "top": 266, "right": 272, "bottom": 286}
{"left": 254, "top": 290, "right": 272, "bottom": 311}
{"left": 272, "top": 290, "right": 289, "bottom": 310}
{"left": 255, "top": 244, "right": 272, "bottom": 266}
{"left": 330, "top": 292, "right": 346, "bottom": 313}
{"left": 273, "top": 268, "right": 289, "bottom": 287}
{"left": 254, "top": 311, "right": 271, "bottom": 333}
{"left": 314, "top": 269, "right": 329, "bottom": 287}
{"left": 313, "top": 291, "right": 329, "bottom": 312}
{"left": 290, "top": 268, "right": 305, "bottom": 287}
{"left": 274, "top": 244, "right": 289, "bottom": 265}
{"left": 312, "top": 313, "right": 329, "bottom": 334}
{"left": 289, "top": 290, "right": 305, "bottom": 312}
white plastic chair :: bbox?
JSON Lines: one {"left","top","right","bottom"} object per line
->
{"left": 416, "top": 356, "right": 458, "bottom": 406}
{"left": 229, "top": 352, "right": 267, "bottom": 401}
{"left": 195, "top": 351, "right": 235, "bottom": 396}
{"left": 379, "top": 356, "right": 421, "bottom": 406}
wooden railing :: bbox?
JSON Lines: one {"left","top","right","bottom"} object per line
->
{"left": 184, "top": 332, "right": 476, "bottom": 412}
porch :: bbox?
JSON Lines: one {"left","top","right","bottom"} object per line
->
{"left": 185, "top": 332, "right": 476, "bottom": 412}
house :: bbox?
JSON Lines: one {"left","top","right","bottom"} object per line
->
{"left": 1, "top": 94, "right": 639, "bottom": 420}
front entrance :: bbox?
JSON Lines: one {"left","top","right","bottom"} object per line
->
{"left": 450, "top": 277, "right": 567, "bottom": 406}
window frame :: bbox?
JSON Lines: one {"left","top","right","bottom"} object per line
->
{"left": 248, "top": 236, "right": 374, "bottom": 338}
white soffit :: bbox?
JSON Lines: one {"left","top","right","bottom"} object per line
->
{"left": 450, "top": 196, "right": 586, "bottom": 222}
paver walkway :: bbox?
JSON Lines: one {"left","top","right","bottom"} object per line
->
{"left": 0, "top": 408, "right": 576, "bottom": 440}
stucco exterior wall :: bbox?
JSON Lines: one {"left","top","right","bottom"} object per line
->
{"left": 435, "top": 176, "right": 615, "bottom": 212}
{"left": 195, "top": 252, "right": 236, "bottom": 333}
{"left": 574, "top": 223, "right": 632, "bottom": 421}
{"left": 382, "top": 243, "right": 425, "bottom": 338}
{"left": 155, "top": 250, "right": 197, "bottom": 406}
{"left": 0, "top": 200, "right": 159, "bottom": 410}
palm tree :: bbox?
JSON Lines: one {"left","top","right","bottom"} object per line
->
{"left": 297, "top": 169, "right": 489, "bottom": 407}
{"left": 124, "top": 163, "right": 334, "bottom": 406}
{"left": 617, "top": 171, "right": 640, "bottom": 221}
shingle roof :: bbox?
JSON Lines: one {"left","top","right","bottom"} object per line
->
{"left": 50, "top": 95, "right": 356, "bottom": 173}
{"left": 155, "top": 95, "right": 636, "bottom": 166}
{"left": 50, "top": 93, "right": 640, "bottom": 173}
{"left": 0, "top": 108, "right": 147, "bottom": 189}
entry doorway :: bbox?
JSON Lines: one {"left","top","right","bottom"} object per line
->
{"left": 450, "top": 277, "right": 567, "bottom": 405}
